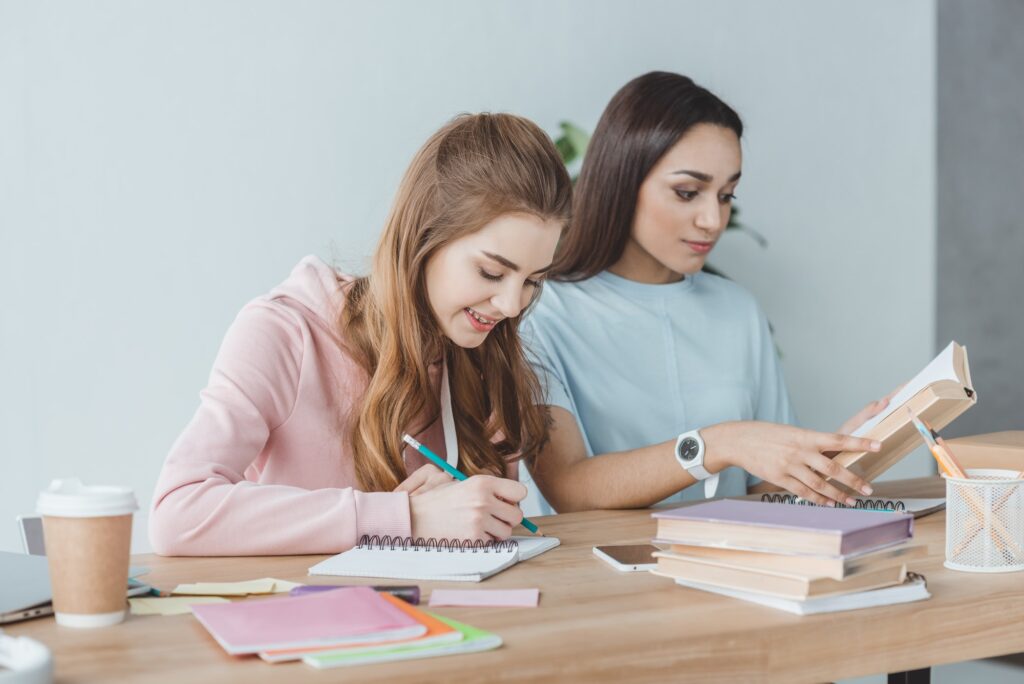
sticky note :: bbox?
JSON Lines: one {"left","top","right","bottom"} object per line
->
{"left": 130, "top": 596, "right": 229, "bottom": 616}
{"left": 428, "top": 588, "right": 539, "bottom": 607}
{"left": 172, "top": 579, "right": 276, "bottom": 596}
{"left": 265, "top": 578, "right": 304, "bottom": 593}
{"left": 171, "top": 577, "right": 302, "bottom": 596}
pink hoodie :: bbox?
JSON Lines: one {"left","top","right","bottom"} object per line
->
{"left": 149, "top": 256, "right": 515, "bottom": 556}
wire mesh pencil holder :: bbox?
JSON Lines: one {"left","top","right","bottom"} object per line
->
{"left": 945, "top": 469, "right": 1024, "bottom": 573}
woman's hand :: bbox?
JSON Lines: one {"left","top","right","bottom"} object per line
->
{"left": 394, "top": 464, "right": 454, "bottom": 497}
{"left": 836, "top": 385, "right": 904, "bottom": 437}
{"left": 408, "top": 475, "right": 526, "bottom": 541}
{"left": 704, "top": 421, "right": 882, "bottom": 507}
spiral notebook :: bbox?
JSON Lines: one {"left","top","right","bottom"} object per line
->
{"left": 309, "top": 535, "right": 561, "bottom": 582}
{"left": 759, "top": 494, "right": 945, "bottom": 519}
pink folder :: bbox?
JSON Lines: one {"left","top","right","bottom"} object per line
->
{"left": 191, "top": 586, "right": 426, "bottom": 655}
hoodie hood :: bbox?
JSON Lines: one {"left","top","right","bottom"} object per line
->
{"left": 267, "top": 255, "right": 352, "bottom": 324}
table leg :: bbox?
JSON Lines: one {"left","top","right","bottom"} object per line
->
{"left": 887, "top": 667, "right": 930, "bottom": 683}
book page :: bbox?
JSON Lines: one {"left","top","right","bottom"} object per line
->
{"left": 851, "top": 342, "right": 961, "bottom": 437}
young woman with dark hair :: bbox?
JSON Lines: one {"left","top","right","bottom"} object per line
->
{"left": 522, "top": 72, "right": 890, "bottom": 514}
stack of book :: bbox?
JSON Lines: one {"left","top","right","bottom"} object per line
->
{"left": 652, "top": 500, "right": 930, "bottom": 615}
{"left": 190, "top": 586, "right": 501, "bottom": 669}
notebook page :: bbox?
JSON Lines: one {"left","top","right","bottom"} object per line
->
{"left": 309, "top": 546, "right": 518, "bottom": 581}
{"left": 308, "top": 536, "right": 560, "bottom": 581}
{"left": 514, "top": 535, "right": 561, "bottom": 560}
{"left": 852, "top": 342, "right": 959, "bottom": 437}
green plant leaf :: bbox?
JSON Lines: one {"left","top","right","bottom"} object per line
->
{"left": 554, "top": 135, "right": 576, "bottom": 165}
{"left": 561, "top": 121, "right": 590, "bottom": 160}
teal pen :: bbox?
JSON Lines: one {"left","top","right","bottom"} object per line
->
{"left": 401, "top": 433, "right": 541, "bottom": 535}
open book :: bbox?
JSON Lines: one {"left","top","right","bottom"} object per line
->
{"left": 309, "top": 535, "right": 560, "bottom": 582}
{"left": 832, "top": 341, "right": 976, "bottom": 486}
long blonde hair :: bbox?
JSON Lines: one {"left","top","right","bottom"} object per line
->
{"left": 340, "top": 113, "right": 572, "bottom": 492}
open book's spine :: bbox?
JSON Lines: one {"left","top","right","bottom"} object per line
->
{"left": 356, "top": 534, "right": 519, "bottom": 553}
{"left": 760, "top": 493, "right": 907, "bottom": 512}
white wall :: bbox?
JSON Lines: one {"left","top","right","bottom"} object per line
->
{"left": 0, "top": 0, "right": 936, "bottom": 553}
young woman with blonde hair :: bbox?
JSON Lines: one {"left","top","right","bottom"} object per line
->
{"left": 150, "top": 113, "right": 572, "bottom": 555}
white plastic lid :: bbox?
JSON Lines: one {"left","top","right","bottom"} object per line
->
{"left": 36, "top": 478, "right": 138, "bottom": 518}
{"left": 0, "top": 631, "right": 53, "bottom": 683}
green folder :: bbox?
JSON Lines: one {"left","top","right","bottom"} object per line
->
{"left": 303, "top": 614, "right": 501, "bottom": 669}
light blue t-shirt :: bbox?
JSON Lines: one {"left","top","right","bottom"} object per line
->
{"left": 519, "top": 269, "right": 796, "bottom": 515}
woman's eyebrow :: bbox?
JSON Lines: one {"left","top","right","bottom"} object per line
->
{"left": 670, "top": 170, "right": 742, "bottom": 183}
{"left": 481, "top": 251, "right": 552, "bottom": 275}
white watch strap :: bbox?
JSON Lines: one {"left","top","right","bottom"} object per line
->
{"left": 683, "top": 462, "right": 720, "bottom": 497}
{"left": 684, "top": 461, "right": 712, "bottom": 480}
{"left": 704, "top": 472, "right": 720, "bottom": 499}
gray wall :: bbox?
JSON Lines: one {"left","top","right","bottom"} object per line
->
{"left": 937, "top": 0, "right": 1024, "bottom": 438}
{"left": 0, "top": 0, "right": 937, "bottom": 554}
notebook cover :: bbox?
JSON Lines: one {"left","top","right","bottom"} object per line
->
{"left": 191, "top": 586, "right": 424, "bottom": 655}
{"left": 653, "top": 500, "right": 913, "bottom": 554}
{"left": 258, "top": 592, "right": 460, "bottom": 663}
{"left": 303, "top": 614, "right": 502, "bottom": 669}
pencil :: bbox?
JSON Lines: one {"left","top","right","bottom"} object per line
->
{"left": 907, "top": 410, "right": 965, "bottom": 478}
{"left": 401, "top": 434, "right": 542, "bottom": 535}
{"left": 909, "top": 411, "right": 1021, "bottom": 560}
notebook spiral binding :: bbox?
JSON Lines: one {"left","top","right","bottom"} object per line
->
{"left": 760, "top": 493, "right": 908, "bottom": 512}
{"left": 356, "top": 534, "right": 519, "bottom": 553}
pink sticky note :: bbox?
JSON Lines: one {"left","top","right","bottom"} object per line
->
{"left": 428, "top": 588, "right": 539, "bottom": 608}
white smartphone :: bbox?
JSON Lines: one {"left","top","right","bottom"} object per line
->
{"left": 593, "top": 544, "right": 659, "bottom": 572}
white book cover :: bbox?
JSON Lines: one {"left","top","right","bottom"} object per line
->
{"left": 671, "top": 574, "right": 930, "bottom": 615}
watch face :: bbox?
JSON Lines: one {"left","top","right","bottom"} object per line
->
{"left": 678, "top": 437, "right": 700, "bottom": 461}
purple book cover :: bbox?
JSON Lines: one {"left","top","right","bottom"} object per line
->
{"left": 653, "top": 500, "right": 913, "bottom": 554}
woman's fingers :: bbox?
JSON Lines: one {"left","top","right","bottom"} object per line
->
{"left": 489, "top": 498, "right": 525, "bottom": 529}
{"left": 788, "top": 460, "right": 860, "bottom": 506}
{"left": 395, "top": 464, "right": 453, "bottom": 497}
{"left": 394, "top": 465, "right": 431, "bottom": 493}
{"left": 777, "top": 475, "right": 834, "bottom": 507}
{"left": 846, "top": 399, "right": 887, "bottom": 433}
{"left": 483, "top": 514, "right": 514, "bottom": 541}
{"left": 817, "top": 432, "right": 881, "bottom": 455}
{"left": 805, "top": 451, "right": 873, "bottom": 496}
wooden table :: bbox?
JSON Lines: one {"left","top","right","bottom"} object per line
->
{"left": 8, "top": 477, "right": 1024, "bottom": 683}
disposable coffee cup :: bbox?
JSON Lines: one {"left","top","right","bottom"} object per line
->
{"left": 36, "top": 478, "right": 138, "bottom": 628}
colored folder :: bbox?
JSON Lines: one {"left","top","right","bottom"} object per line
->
{"left": 258, "top": 592, "right": 461, "bottom": 663}
{"left": 191, "top": 586, "right": 425, "bottom": 655}
{"left": 302, "top": 614, "right": 502, "bottom": 669}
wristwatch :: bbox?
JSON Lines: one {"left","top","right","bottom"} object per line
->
{"left": 674, "top": 429, "right": 720, "bottom": 498}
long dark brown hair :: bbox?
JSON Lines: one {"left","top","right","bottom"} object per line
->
{"left": 552, "top": 71, "right": 743, "bottom": 281}
{"left": 340, "top": 114, "right": 572, "bottom": 492}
